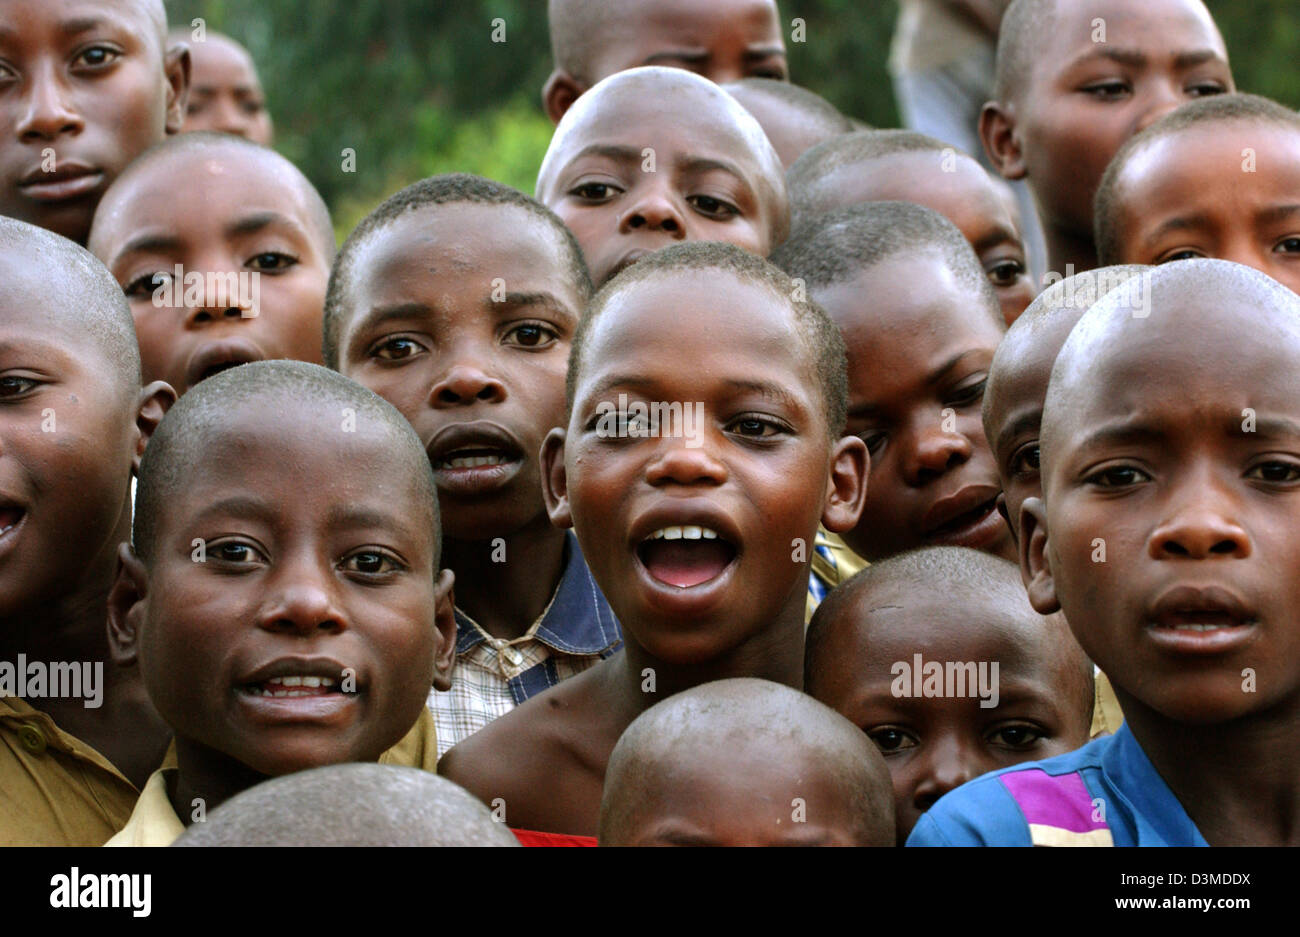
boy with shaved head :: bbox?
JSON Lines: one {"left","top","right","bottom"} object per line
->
{"left": 543, "top": 0, "right": 787, "bottom": 123}
{"left": 0, "top": 217, "right": 174, "bottom": 845}
{"left": 0, "top": 0, "right": 190, "bottom": 244}
{"left": 913, "top": 260, "right": 1300, "bottom": 846}
{"left": 536, "top": 66, "right": 789, "bottom": 287}
{"left": 169, "top": 28, "right": 272, "bottom": 144}
{"left": 600, "top": 678, "right": 894, "bottom": 846}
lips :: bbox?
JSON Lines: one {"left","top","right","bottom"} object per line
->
{"left": 425, "top": 421, "right": 525, "bottom": 495}
{"left": 236, "top": 656, "right": 359, "bottom": 722}
{"left": 0, "top": 500, "right": 27, "bottom": 559}
{"left": 631, "top": 506, "right": 742, "bottom": 591}
{"left": 18, "top": 160, "right": 104, "bottom": 202}
{"left": 604, "top": 249, "right": 651, "bottom": 283}
{"left": 183, "top": 338, "right": 266, "bottom": 390}
{"left": 919, "top": 484, "right": 1005, "bottom": 549}
{"left": 1144, "top": 584, "right": 1259, "bottom": 655}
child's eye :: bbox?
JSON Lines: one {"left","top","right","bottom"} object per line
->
{"left": 867, "top": 726, "right": 917, "bottom": 754}
{"left": 1273, "top": 237, "right": 1300, "bottom": 255}
{"left": 1010, "top": 442, "right": 1041, "bottom": 478}
{"left": 1158, "top": 248, "right": 1205, "bottom": 263}
{"left": 241, "top": 99, "right": 266, "bottom": 116}
{"left": 570, "top": 182, "right": 620, "bottom": 201}
{"left": 987, "top": 723, "right": 1045, "bottom": 751}
{"left": 124, "top": 271, "right": 171, "bottom": 298}
{"left": 727, "top": 413, "right": 788, "bottom": 438}
{"left": 371, "top": 336, "right": 425, "bottom": 361}
{"left": 503, "top": 322, "right": 559, "bottom": 349}
{"left": 1246, "top": 460, "right": 1300, "bottom": 483}
{"left": 247, "top": 252, "right": 297, "bottom": 272}
{"left": 947, "top": 377, "right": 988, "bottom": 409}
{"left": 1186, "top": 80, "right": 1228, "bottom": 97}
{"left": 1082, "top": 79, "right": 1130, "bottom": 100}
{"left": 211, "top": 541, "right": 264, "bottom": 565}
{"left": 688, "top": 194, "right": 740, "bottom": 219}
{"left": 0, "top": 375, "right": 39, "bottom": 398}
{"left": 72, "top": 45, "right": 121, "bottom": 70}
{"left": 986, "top": 259, "right": 1025, "bottom": 286}
{"left": 341, "top": 549, "right": 404, "bottom": 576}
{"left": 1083, "top": 465, "right": 1151, "bottom": 488}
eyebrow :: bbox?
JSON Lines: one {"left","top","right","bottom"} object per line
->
{"left": 495, "top": 291, "right": 579, "bottom": 323}
{"left": 1256, "top": 204, "right": 1300, "bottom": 226}
{"left": 194, "top": 495, "right": 278, "bottom": 523}
{"left": 995, "top": 409, "right": 1043, "bottom": 456}
{"left": 351, "top": 302, "right": 432, "bottom": 335}
{"left": 971, "top": 224, "right": 1023, "bottom": 254}
{"left": 1247, "top": 416, "right": 1300, "bottom": 439}
{"left": 324, "top": 504, "right": 413, "bottom": 533}
{"left": 116, "top": 230, "right": 183, "bottom": 259}
{"left": 585, "top": 375, "right": 800, "bottom": 409}
{"left": 226, "top": 210, "right": 300, "bottom": 240}
{"left": 1075, "top": 420, "right": 1164, "bottom": 450}
{"left": 1143, "top": 212, "right": 1212, "bottom": 246}
{"left": 1069, "top": 46, "right": 1224, "bottom": 71}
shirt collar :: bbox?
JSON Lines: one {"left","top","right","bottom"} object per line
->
{"left": 1103, "top": 723, "right": 1209, "bottom": 846}
{"left": 454, "top": 531, "right": 621, "bottom": 656}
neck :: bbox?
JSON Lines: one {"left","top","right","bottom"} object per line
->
{"left": 1042, "top": 224, "right": 1099, "bottom": 282}
{"left": 443, "top": 515, "right": 568, "bottom": 641}
{"left": 1119, "top": 688, "right": 1300, "bottom": 845}
{"left": 171, "top": 737, "right": 272, "bottom": 823}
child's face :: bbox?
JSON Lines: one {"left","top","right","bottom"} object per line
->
{"left": 134, "top": 398, "right": 449, "bottom": 776}
{"left": 1108, "top": 124, "right": 1300, "bottom": 295}
{"left": 0, "top": 0, "right": 186, "bottom": 243}
{"left": 338, "top": 204, "right": 581, "bottom": 541}
{"left": 983, "top": 313, "right": 1083, "bottom": 540}
{"left": 91, "top": 145, "right": 330, "bottom": 396}
{"left": 554, "top": 271, "right": 861, "bottom": 661}
{"left": 0, "top": 258, "right": 140, "bottom": 618}
{"left": 181, "top": 35, "right": 271, "bottom": 145}
{"left": 614, "top": 750, "right": 871, "bottom": 846}
{"left": 582, "top": 0, "right": 786, "bottom": 86}
{"left": 811, "top": 584, "right": 1091, "bottom": 843}
{"left": 1033, "top": 288, "right": 1300, "bottom": 724}
{"left": 817, "top": 252, "right": 1014, "bottom": 563}
{"left": 723, "top": 86, "right": 832, "bottom": 169}
{"left": 537, "top": 73, "right": 785, "bottom": 285}
{"left": 817, "top": 153, "right": 1035, "bottom": 324}
{"left": 1001, "top": 0, "right": 1230, "bottom": 241}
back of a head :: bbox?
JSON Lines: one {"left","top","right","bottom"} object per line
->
{"left": 324, "top": 173, "right": 591, "bottom": 369}
{"left": 134, "top": 360, "right": 438, "bottom": 564}
{"left": 600, "top": 678, "right": 893, "bottom": 845}
{"left": 994, "top": 0, "right": 1061, "bottom": 103}
{"left": 1095, "top": 93, "right": 1300, "bottom": 265}
{"left": 787, "top": 129, "right": 968, "bottom": 227}
{"left": 172, "top": 764, "right": 519, "bottom": 846}
{"left": 0, "top": 216, "right": 142, "bottom": 398}
{"left": 725, "top": 78, "right": 854, "bottom": 166}
{"left": 771, "top": 201, "right": 1001, "bottom": 324}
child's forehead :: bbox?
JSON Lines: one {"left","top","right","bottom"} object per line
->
{"left": 583, "top": 0, "right": 783, "bottom": 73}
{"left": 1123, "top": 121, "right": 1300, "bottom": 193}
{"left": 1, "top": 0, "right": 162, "bottom": 46}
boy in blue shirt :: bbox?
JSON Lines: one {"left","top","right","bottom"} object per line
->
{"left": 909, "top": 260, "right": 1300, "bottom": 846}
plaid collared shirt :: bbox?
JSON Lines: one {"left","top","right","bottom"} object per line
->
{"left": 429, "top": 532, "right": 622, "bottom": 757}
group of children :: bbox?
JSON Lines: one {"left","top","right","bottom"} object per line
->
{"left": 1, "top": 0, "right": 1298, "bottom": 848}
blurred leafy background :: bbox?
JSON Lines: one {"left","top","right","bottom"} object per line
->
{"left": 164, "top": 0, "right": 1300, "bottom": 239}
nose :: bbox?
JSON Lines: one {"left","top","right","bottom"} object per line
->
{"left": 16, "top": 63, "right": 84, "bottom": 142}
{"left": 430, "top": 363, "right": 506, "bottom": 407}
{"left": 902, "top": 416, "right": 973, "bottom": 486}
{"left": 911, "top": 737, "right": 979, "bottom": 815}
{"left": 1148, "top": 471, "right": 1251, "bottom": 560}
{"left": 1134, "top": 81, "right": 1185, "bottom": 133}
{"left": 644, "top": 434, "right": 728, "bottom": 487}
{"left": 182, "top": 269, "right": 252, "bottom": 326}
{"left": 257, "top": 556, "right": 347, "bottom": 636}
{"left": 619, "top": 187, "right": 687, "bottom": 238}
{"left": 211, "top": 98, "right": 251, "bottom": 139}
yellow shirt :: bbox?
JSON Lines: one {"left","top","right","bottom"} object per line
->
{"left": 0, "top": 696, "right": 139, "bottom": 846}
{"left": 805, "top": 528, "right": 869, "bottom": 625}
{"left": 105, "top": 707, "right": 440, "bottom": 846}
{"left": 1090, "top": 669, "right": 1125, "bottom": 738}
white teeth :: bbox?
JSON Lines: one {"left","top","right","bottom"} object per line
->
{"left": 320, "top": 677, "right": 336, "bottom": 688}
{"left": 302, "top": 676, "right": 322, "bottom": 687}
{"left": 648, "top": 526, "right": 721, "bottom": 541}
{"left": 440, "top": 453, "right": 507, "bottom": 469}
{"left": 272, "top": 690, "right": 289, "bottom": 698}
{"left": 280, "top": 675, "right": 303, "bottom": 687}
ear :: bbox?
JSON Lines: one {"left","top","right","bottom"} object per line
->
{"left": 542, "top": 70, "right": 586, "bottom": 124}
{"left": 107, "top": 543, "right": 148, "bottom": 668}
{"left": 540, "top": 428, "right": 573, "bottom": 529}
{"left": 995, "top": 491, "right": 1017, "bottom": 546}
{"left": 430, "top": 568, "right": 458, "bottom": 692}
{"left": 979, "top": 100, "right": 1027, "bottom": 181}
{"left": 1019, "top": 496, "right": 1060, "bottom": 614}
{"left": 163, "top": 41, "right": 192, "bottom": 135}
{"left": 133, "top": 381, "right": 177, "bottom": 476}
{"left": 820, "top": 435, "right": 869, "bottom": 533}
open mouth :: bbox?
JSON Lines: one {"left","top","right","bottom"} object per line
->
{"left": 0, "top": 505, "right": 24, "bottom": 538}
{"left": 920, "top": 484, "right": 1005, "bottom": 549}
{"left": 636, "top": 525, "right": 738, "bottom": 589}
{"left": 1145, "top": 586, "right": 1259, "bottom": 653}
{"left": 929, "top": 496, "right": 998, "bottom": 537}
{"left": 185, "top": 340, "right": 266, "bottom": 389}
{"left": 425, "top": 422, "right": 526, "bottom": 495}
{"left": 242, "top": 674, "right": 350, "bottom": 698}
{"left": 433, "top": 447, "right": 518, "bottom": 471}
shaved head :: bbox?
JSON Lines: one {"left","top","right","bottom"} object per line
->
{"left": 172, "top": 763, "right": 519, "bottom": 846}
{"left": 600, "top": 678, "right": 894, "bottom": 846}
{"left": 994, "top": 0, "right": 1061, "bottom": 102}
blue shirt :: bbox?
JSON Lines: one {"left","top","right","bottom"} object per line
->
{"left": 906, "top": 724, "right": 1208, "bottom": 846}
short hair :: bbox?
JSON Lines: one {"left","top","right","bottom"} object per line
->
{"left": 993, "top": 0, "right": 1062, "bottom": 101}
{"left": 171, "top": 764, "right": 519, "bottom": 846}
{"left": 0, "top": 216, "right": 142, "bottom": 397}
{"left": 323, "top": 173, "right": 592, "bottom": 369}
{"left": 805, "top": 547, "right": 1094, "bottom": 724}
{"left": 786, "top": 129, "right": 973, "bottom": 228}
{"left": 771, "top": 201, "right": 1002, "bottom": 326}
{"left": 89, "top": 131, "right": 333, "bottom": 261}
{"left": 1095, "top": 94, "right": 1300, "bottom": 264}
{"left": 725, "top": 78, "right": 853, "bottom": 139}
{"left": 567, "top": 241, "right": 848, "bottom": 436}
{"left": 134, "top": 360, "right": 438, "bottom": 564}
{"left": 599, "top": 677, "right": 894, "bottom": 845}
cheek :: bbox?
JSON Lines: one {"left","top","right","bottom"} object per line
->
{"left": 95, "top": 66, "right": 169, "bottom": 161}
